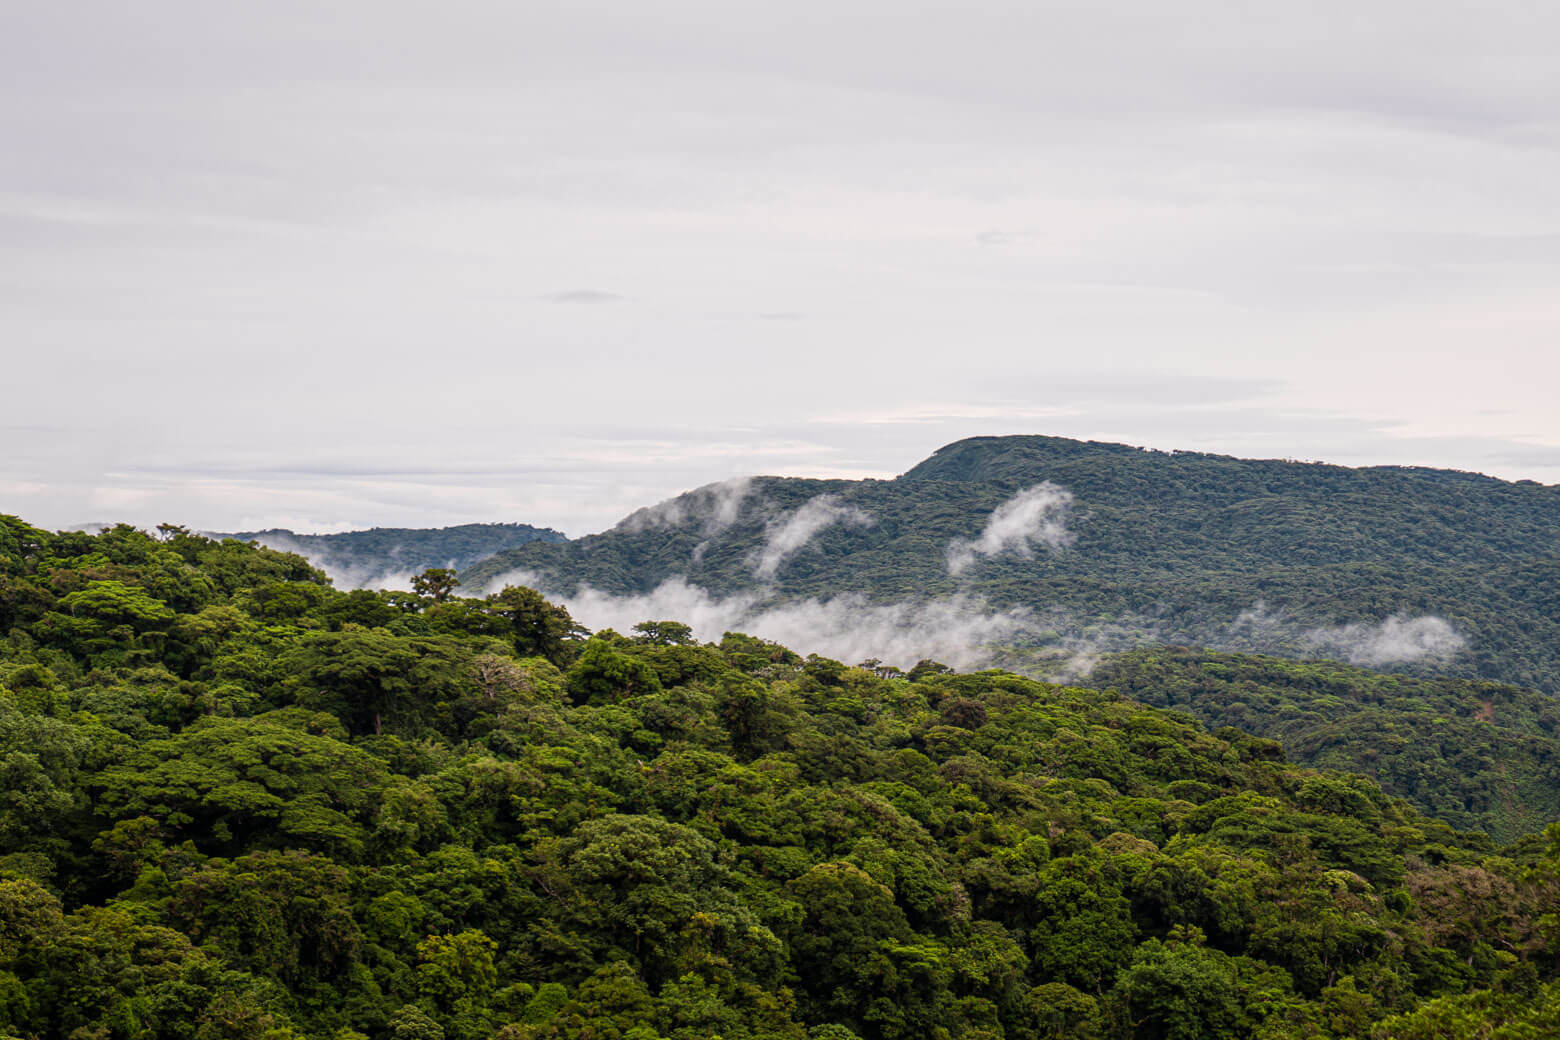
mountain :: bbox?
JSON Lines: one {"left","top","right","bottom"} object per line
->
{"left": 5, "top": 515, "right": 1560, "bottom": 1038}
{"left": 219, "top": 521, "right": 567, "bottom": 588}
{"left": 461, "top": 435, "right": 1560, "bottom": 692}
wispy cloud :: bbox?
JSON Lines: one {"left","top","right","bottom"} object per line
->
{"left": 947, "top": 482, "right": 1074, "bottom": 576}
{"left": 975, "top": 231, "right": 1019, "bottom": 246}
{"left": 480, "top": 567, "right": 1472, "bottom": 681}
{"left": 541, "top": 289, "right": 626, "bottom": 304}
{"left": 233, "top": 531, "right": 426, "bottom": 592}
{"left": 1231, "top": 601, "right": 1466, "bottom": 666}
{"left": 488, "top": 573, "right": 1041, "bottom": 671}
{"left": 614, "top": 475, "right": 755, "bottom": 556}
{"left": 751, "top": 494, "right": 873, "bottom": 580}
{"left": 1311, "top": 614, "right": 1466, "bottom": 666}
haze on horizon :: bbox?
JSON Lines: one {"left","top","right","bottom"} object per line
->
{"left": 5, "top": 1, "right": 1560, "bottom": 537}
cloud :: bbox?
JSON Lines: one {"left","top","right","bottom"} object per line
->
{"left": 229, "top": 517, "right": 365, "bottom": 535}
{"left": 541, "top": 289, "right": 626, "bottom": 304}
{"left": 481, "top": 566, "right": 1472, "bottom": 681}
{"left": 1230, "top": 601, "right": 1466, "bottom": 666}
{"left": 484, "top": 571, "right": 1175, "bottom": 679}
{"left": 232, "top": 531, "right": 427, "bottom": 592}
{"left": 497, "top": 573, "right": 1039, "bottom": 671}
{"left": 613, "top": 476, "right": 757, "bottom": 565}
{"left": 1309, "top": 614, "right": 1466, "bottom": 666}
{"left": 614, "top": 476, "right": 754, "bottom": 536}
{"left": 480, "top": 564, "right": 1165, "bottom": 678}
{"left": 975, "top": 231, "right": 1019, "bottom": 246}
{"left": 751, "top": 494, "right": 872, "bottom": 580}
{"left": 947, "top": 482, "right": 1074, "bottom": 576}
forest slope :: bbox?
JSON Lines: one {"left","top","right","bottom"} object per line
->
{"left": 1092, "top": 648, "right": 1560, "bottom": 843}
{"left": 3, "top": 516, "right": 1560, "bottom": 1038}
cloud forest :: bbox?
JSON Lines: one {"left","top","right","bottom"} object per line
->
{"left": 5, "top": 485, "right": 1560, "bottom": 1040}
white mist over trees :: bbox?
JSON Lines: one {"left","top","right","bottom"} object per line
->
{"left": 946, "top": 482, "right": 1074, "bottom": 576}
{"left": 750, "top": 494, "right": 873, "bottom": 581}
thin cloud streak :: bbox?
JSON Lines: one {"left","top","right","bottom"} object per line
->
{"left": 751, "top": 494, "right": 873, "bottom": 581}
{"left": 542, "top": 289, "right": 627, "bottom": 304}
{"left": 947, "top": 483, "right": 1074, "bottom": 576}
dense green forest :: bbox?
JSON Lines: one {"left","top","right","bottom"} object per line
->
{"left": 221, "top": 524, "right": 568, "bottom": 588}
{"left": 1092, "top": 649, "right": 1560, "bottom": 843}
{"left": 5, "top": 515, "right": 1560, "bottom": 1039}
{"left": 462, "top": 436, "right": 1560, "bottom": 692}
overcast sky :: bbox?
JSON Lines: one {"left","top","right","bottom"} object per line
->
{"left": 5, "top": 1, "right": 1559, "bottom": 535}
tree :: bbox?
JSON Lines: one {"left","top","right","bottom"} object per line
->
{"left": 633, "top": 621, "right": 695, "bottom": 646}
{"left": 417, "top": 930, "right": 498, "bottom": 1007}
{"left": 1113, "top": 929, "right": 1297, "bottom": 1040}
{"left": 532, "top": 815, "right": 743, "bottom": 984}
{"left": 1024, "top": 983, "right": 1103, "bottom": 1040}
{"left": 91, "top": 711, "right": 382, "bottom": 856}
{"left": 412, "top": 568, "right": 461, "bottom": 603}
{"left": 280, "top": 630, "right": 471, "bottom": 737}
{"left": 388, "top": 1004, "right": 446, "bottom": 1040}
{"left": 565, "top": 638, "right": 662, "bottom": 706}
{"left": 783, "top": 861, "right": 913, "bottom": 1030}
{"left": 169, "top": 850, "right": 360, "bottom": 987}
{"left": 483, "top": 586, "right": 584, "bottom": 665}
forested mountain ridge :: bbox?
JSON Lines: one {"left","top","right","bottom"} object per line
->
{"left": 7, "top": 515, "right": 1560, "bottom": 1038}
{"left": 218, "top": 522, "right": 568, "bottom": 588}
{"left": 461, "top": 435, "right": 1560, "bottom": 691}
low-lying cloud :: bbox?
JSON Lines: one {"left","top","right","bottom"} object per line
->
{"left": 233, "top": 533, "right": 425, "bottom": 592}
{"left": 479, "top": 568, "right": 1170, "bottom": 678}
{"left": 1311, "top": 614, "right": 1466, "bottom": 666}
{"left": 1231, "top": 601, "right": 1466, "bottom": 666}
{"left": 502, "top": 574, "right": 1039, "bottom": 672}
{"left": 615, "top": 477, "right": 754, "bottom": 537}
{"left": 471, "top": 576, "right": 1467, "bottom": 682}
{"left": 947, "top": 482, "right": 1074, "bottom": 576}
{"left": 751, "top": 494, "right": 872, "bottom": 580}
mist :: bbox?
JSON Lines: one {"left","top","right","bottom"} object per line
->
{"left": 947, "top": 483, "right": 1074, "bottom": 576}
{"left": 1231, "top": 602, "right": 1466, "bottom": 666}
{"left": 475, "top": 567, "right": 1170, "bottom": 678}
{"left": 751, "top": 494, "right": 873, "bottom": 581}
{"left": 1311, "top": 614, "right": 1466, "bottom": 667}
{"left": 615, "top": 477, "right": 754, "bottom": 536}
{"left": 233, "top": 532, "right": 426, "bottom": 592}
{"left": 497, "top": 573, "right": 1038, "bottom": 671}
{"left": 476, "top": 573, "right": 1468, "bottom": 690}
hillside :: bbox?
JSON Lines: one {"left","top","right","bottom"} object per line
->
{"left": 1092, "top": 648, "right": 1560, "bottom": 843}
{"left": 462, "top": 435, "right": 1560, "bottom": 692}
{"left": 5, "top": 515, "right": 1560, "bottom": 1039}
{"left": 221, "top": 522, "right": 567, "bottom": 589}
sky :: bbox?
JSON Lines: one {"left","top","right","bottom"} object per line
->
{"left": 5, "top": 1, "right": 1559, "bottom": 536}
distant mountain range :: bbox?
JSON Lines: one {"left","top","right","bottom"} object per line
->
{"left": 217, "top": 522, "right": 567, "bottom": 589}
{"left": 459, "top": 435, "right": 1560, "bottom": 692}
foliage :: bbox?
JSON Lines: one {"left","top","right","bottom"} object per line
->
{"left": 1, "top": 517, "right": 1557, "bottom": 1038}
{"left": 1093, "top": 648, "right": 1560, "bottom": 842}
